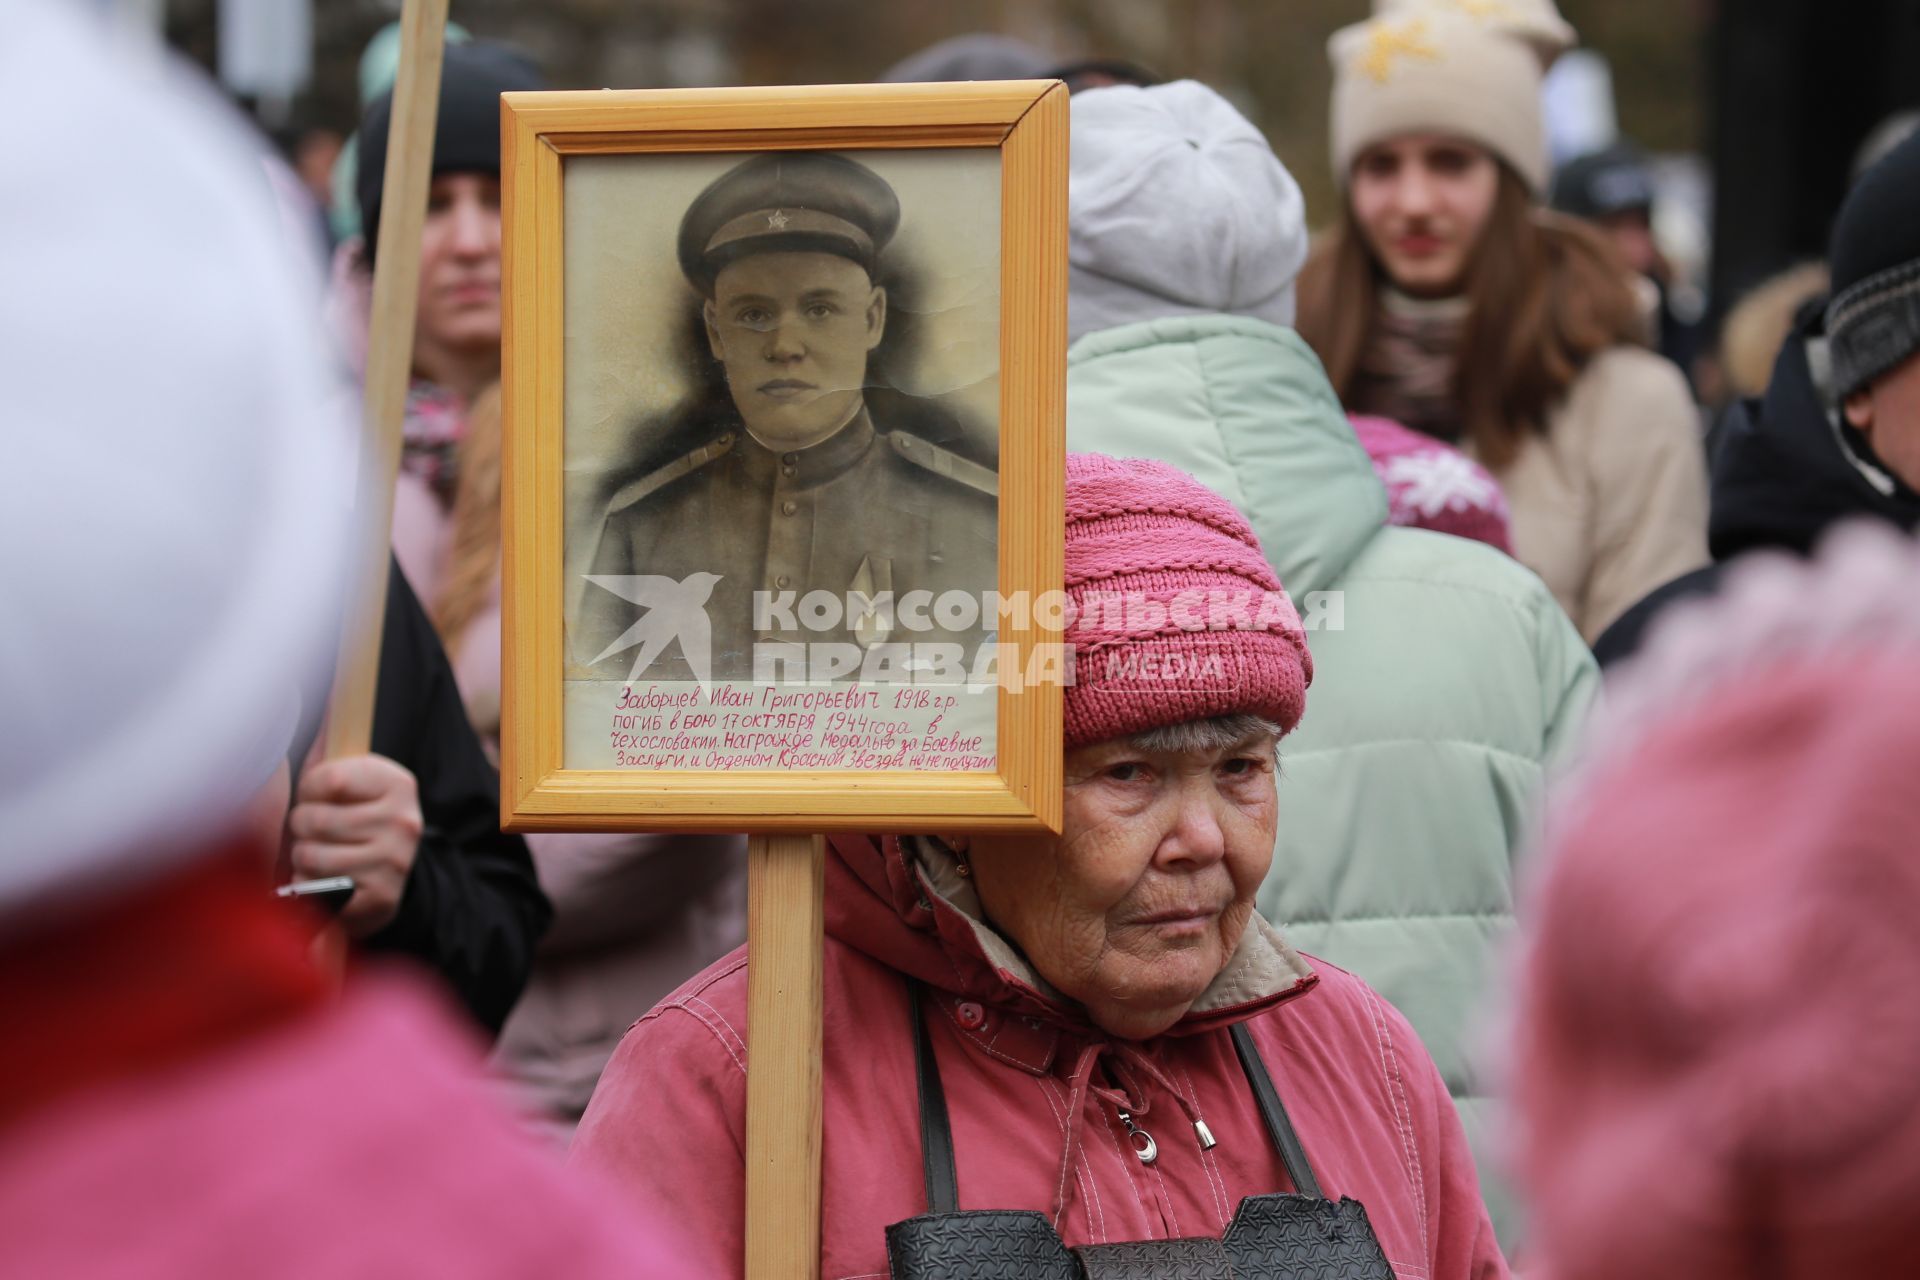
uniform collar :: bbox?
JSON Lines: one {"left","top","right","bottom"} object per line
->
{"left": 743, "top": 404, "right": 876, "bottom": 489}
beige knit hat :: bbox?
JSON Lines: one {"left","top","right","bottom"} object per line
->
{"left": 1329, "top": 10, "right": 1551, "bottom": 194}
{"left": 1372, "top": 0, "right": 1577, "bottom": 68}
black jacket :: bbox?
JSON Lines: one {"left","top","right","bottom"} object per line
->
{"left": 296, "top": 560, "right": 551, "bottom": 1034}
{"left": 1595, "top": 303, "right": 1920, "bottom": 667}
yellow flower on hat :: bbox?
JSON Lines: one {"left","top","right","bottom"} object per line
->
{"left": 1356, "top": 16, "right": 1442, "bottom": 83}
{"left": 1329, "top": 8, "right": 1553, "bottom": 192}
{"left": 1370, "top": 0, "right": 1576, "bottom": 66}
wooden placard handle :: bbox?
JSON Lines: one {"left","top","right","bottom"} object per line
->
{"left": 323, "top": 0, "right": 450, "bottom": 760}
{"left": 745, "top": 833, "right": 827, "bottom": 1279}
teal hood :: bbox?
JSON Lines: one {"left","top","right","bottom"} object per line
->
{"left": 1064, "top": 315, "right": 1388, "bottom": 599}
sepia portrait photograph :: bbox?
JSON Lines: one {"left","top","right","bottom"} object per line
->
{"left": 557, "top": 145, "right": 1003, "bottom": 772}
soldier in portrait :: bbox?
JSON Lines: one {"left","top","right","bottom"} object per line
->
{"left": 572, "top": 151, "right": 999, "bottom": 682}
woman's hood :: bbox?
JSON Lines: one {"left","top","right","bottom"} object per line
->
{"left": 825, "top": 832, "right": 1317, "bottom": 1039}
{"left": 1064, "top": 315, "right": 1390, "bottom": 600}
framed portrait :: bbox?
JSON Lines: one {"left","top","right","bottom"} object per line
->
{"left": 500, "top": 81, "right": 1067, "bottom": 833}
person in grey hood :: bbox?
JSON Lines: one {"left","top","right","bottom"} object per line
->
{"left": 1061, "top": 79, "right": 1598, "bottom": 1247}
{"left": 1065, "top": 81, "right": 1307, "bottom": 344}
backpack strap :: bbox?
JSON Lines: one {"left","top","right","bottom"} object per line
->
{"left": 908, "top": 978, "right": 961, "bottom": 1214}
{"left": 1230, "top": 1022, "right": 1323, "bottom": 1200}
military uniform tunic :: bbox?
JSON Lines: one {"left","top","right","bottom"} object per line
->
{"left": 573, "top": 408, "right": 997, "bottom": 681}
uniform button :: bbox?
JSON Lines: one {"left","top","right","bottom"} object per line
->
{"left": 782, "top": 465, "right": 796, "bottom": 477}
{"left": 955, "top": 1001, "right": 987, "bottom": 1030}
{"left": 717, "top": 433, "right": 733, "bottom": 445}
{"left": 894, "top": 435, "right": 910, "bottom": 452}
{"left": 783, "top": 452, "right": 799, "bottom": 465}
{"left": 776, "top": 575, "right": 791, "bottom": 589}
{"left": 781, "top": 500, "right": 798, "bottom": 516}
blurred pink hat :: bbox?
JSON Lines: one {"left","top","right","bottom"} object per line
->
{"left": 1350, "top": 415, "right": 1513, "bottom": 554}
{"left": 1512, "top": 525, "right": 1920, "bottom": 1280}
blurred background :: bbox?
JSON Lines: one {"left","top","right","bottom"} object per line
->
{"left": 135, "top": 0, "right": 1920, "bottom": 355}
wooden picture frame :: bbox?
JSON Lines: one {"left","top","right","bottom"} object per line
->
{"left": 500, "top": 81, "right": 1067, "bottom": 835}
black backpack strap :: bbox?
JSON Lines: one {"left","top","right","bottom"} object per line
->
{"left": 908, "top": 978, "right": 961, "bottom": 1214}
{"left": 1230, "top": 1022, "right": 1324, "bottom": 1200}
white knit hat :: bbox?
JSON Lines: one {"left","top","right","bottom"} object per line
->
{"left": 1067, "top": 80, "right": 1309, "bottom": 345}
{"left": 1329, "top": 10, "right": 1552, "bottom": 194}
{"left": 1371, "top": 0, "right": 1577, "bottom": 68}
{"left": 0, "top": 3, "right": 354, "bottom": 911}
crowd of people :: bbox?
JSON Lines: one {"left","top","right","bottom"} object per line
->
{"left": 6, "top": 0, "right": 1920, "bottom": 1275}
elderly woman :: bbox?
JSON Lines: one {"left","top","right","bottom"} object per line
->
{"left": 572, "top": 455, "right": 1508, "bottom": 1279}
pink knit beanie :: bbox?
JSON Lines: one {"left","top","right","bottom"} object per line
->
{"left": 1514, "top": 651, "right": 1920, "bottom": 1280}
{"left": 1350, "top": 414, "right": 1513, "bottom": 554}
{"left": 1062, "top": 453, "right": 1312, "bottom": 749}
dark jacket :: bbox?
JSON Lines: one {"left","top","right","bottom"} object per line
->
{"left": 296, "top": 560, "right": 550, "bottom": 1034}
{"left": 1595, "top": 304, "right": 1920, "bottom": 667}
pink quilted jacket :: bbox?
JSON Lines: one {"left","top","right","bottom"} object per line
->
{"left": 573, "top": 833, "right": 1509, "bottom": 1280}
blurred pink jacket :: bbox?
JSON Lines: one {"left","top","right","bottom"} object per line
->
{"left": 0, "top": 974, "right": 689, "bottom": 1277}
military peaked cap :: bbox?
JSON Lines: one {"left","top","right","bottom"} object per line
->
{"left": 677, "top": 151, "right": 900, "bottom": 293}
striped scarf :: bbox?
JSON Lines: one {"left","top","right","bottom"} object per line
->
{"left": 1349, "top": 287, "right": 1470, "bottom": 444}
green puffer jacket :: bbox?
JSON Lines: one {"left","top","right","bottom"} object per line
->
{"left": 1066, "top": 315, "right": 1598, "bottom": 1245}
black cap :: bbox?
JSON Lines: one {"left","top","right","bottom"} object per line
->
{"left": 1049, "top": 58, "right": 1161, "bottom": 93}
{"left": 357, "top": 41, "right": 544, "bottom": 254}
{"left": 676, "top": 152, "right": 900, "bottom": 295}
{"left": 1551, "top": 143, "right": 1655, "bottom": 221}
{"left": 1827, "top": 129, "right": 1920, "bottom": 397}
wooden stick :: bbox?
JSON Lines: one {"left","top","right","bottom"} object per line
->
{"left": 745, "top": 833, "right": 827, "bottom": 1280}
{"left": 324, "top": 0, "right": 450, "bottom": 759}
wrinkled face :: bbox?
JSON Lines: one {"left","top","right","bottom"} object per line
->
{"left": 1845, "top": 349, "right": 1920, "bottom": 492}
{"left": 704, "top": 251, "right": 885, "bottom": 450}
{"left": 965, "top": 727, "right": 1280, "bottom": 1040}
{"left": 1350, "top": 134, "right": 1501, "bottom": 298}
{"left": 414, "top": 173, "right": 502, "bottom": 356}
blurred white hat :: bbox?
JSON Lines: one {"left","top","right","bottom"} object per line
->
{"left": 0, "top": 1, "right": 354, "bottom": 911}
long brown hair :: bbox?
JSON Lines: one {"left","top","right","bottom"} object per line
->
{"left": 431, "top": 382, "right": 503, "bottom": 659}
{"left": 1296, "top": 167, "right": 1646, "bottom": 470}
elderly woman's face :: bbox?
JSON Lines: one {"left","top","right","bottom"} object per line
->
{"left": 966, "top": 723, "right": 1279, "bottom": 1040}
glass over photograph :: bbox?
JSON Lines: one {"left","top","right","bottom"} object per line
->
{"left": 561, "top": 147, "right": 1002, "bottom": 773}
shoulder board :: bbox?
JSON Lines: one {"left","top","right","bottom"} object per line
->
{"left": 604, "top": 434, "right": 736, "bottom": 517}
{"left": 885, "top": 432, "right": 999, "bottom": 498}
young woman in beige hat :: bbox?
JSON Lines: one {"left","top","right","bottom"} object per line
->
{"left": 1297, "top": 5, "right": 1708, "bottom": 642}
